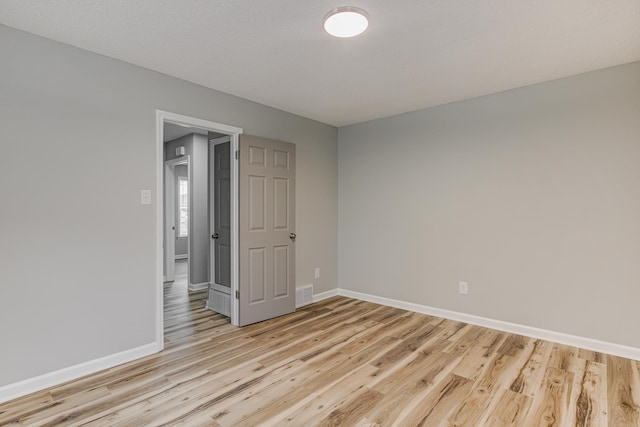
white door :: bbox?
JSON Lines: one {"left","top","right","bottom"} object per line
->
{"left": 238, "top": 135, "right": 295, "bottom": 326}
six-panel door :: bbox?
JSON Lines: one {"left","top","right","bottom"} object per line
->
{"left": 238, "top": 135, "right": 295, "bottom": 326}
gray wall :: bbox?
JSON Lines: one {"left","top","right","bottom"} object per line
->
{"left": 0, "top": 24, "right": 338, "bottom": 387}
{"left": 165, "top": 134, "right": 210, "bottom": 284}
{"left": 165, "top": 134, "right": 208, "bottom": 283}
{"left": 174, "top": 164, "right": 188, "bottom": 257}
{"left": 191, "top": 134, "right": 210, "bottom": 285}
{"left": 339, "top": 61, "right": 640, "bottom": 349}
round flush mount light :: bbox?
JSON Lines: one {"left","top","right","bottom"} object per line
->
{"left": 323, "top": 6, "right": 369, "bottom": 38}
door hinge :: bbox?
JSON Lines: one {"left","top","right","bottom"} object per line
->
{"left": 235, "top": 290, "right": 240, "bottom": 299}
{"left": 235, "top": 150, "right": 239, "bottom": 160}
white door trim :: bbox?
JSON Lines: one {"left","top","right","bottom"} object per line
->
{"left": 156, "top": 110, "right": 243, "bottom": 348}
{"left": 229, "top": 135, "right": 240, "bottom": 326}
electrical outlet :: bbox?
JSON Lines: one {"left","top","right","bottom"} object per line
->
{"left": 140, "top": 189, "right": 152, "bottom": 205}
{"left": 314, "top": 268, "right": 320, "bottom": 279}
{"left": 459, "top": 281, "right": 468, "bottom": 295}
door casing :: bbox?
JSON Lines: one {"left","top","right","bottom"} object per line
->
{"left": 156, "top": 110, "right": 243, "bottom": 349}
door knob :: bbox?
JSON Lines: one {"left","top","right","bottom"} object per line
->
{"left": 212, "top": 233, "right": 219, "bottom": 239}
{"left": 290, "top": 233, "right": 296, "bottom": 241}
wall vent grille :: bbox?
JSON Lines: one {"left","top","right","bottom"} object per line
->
{"left": 296, "top": 284, "right": 313, "bottom": 307}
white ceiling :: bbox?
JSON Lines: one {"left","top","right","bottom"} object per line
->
{"left": 1, "top": 1, "right": 639, "bottom": 127}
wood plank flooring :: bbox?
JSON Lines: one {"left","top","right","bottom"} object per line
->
{"left": 2, "top": 275, "right": 640, "bottom": 425}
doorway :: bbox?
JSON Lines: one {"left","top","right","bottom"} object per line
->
{"left": 156, "top": 111, "right": 243, "bottom": 348}
{"left": 156, "top": 111, "right": 298, "bottom": 344}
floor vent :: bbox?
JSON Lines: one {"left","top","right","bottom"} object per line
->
{"left": 296, "top": 284, "right": 313, "bottom": 307}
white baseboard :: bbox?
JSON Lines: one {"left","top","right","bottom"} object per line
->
{"left": 6, "top": 287, "right": 637, "bottom": 405}
{"left": 0, "top": 341, "right": 161, "bottom": 404}
{"left": 296, "top": 289, "right": 337, "bottom": 308}
{"left": 313, "top": 289, "right": 339, "bottom": 303}
{"left": 188, "top": 282, "right": 209, "bottom": 292}
{"left": 174, "top": 254, "right": 188, "bottom": 260}
{"left": 337, "top": 288, "right": 640, "bottom": 362}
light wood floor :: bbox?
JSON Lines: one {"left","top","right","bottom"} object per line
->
{"left": 2, "top": 276, "right": 640, "bottom": 426}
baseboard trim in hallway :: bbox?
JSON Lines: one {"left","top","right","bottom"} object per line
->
{"left": 188, "top": 282, "right": 209, "bottom": 291}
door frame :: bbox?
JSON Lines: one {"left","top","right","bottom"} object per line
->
{"left": 164, "top": 155, "right": 190, "bottom": 284}
{"left": 156, "top": 110, "right": 243, "bottom": 347}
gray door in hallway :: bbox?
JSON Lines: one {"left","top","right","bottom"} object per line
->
{"left": 213, "top": 141, "right": 232, "bottom": 287}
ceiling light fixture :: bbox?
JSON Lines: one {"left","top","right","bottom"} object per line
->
{"left": 323, "top": 6, "right": 369, "bottom": 38}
